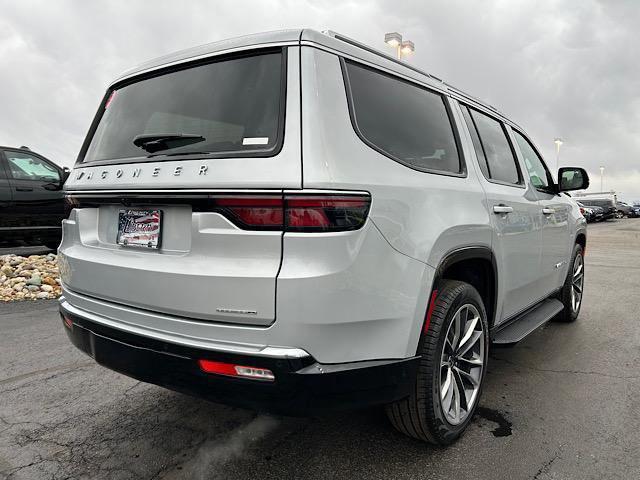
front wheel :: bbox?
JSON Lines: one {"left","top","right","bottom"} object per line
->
{"left": 385, "top": 280, "right": 489, "bottom": 444}
{"left": 556, "top": 243, "right": 584, "bottom": 322}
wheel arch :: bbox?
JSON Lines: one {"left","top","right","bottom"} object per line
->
{"left": 431, "top": 246, "right": 498, "bottom": 329}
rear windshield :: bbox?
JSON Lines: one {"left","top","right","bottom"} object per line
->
{"left": 82, "top": 50, "right": 285, "bottom": 163}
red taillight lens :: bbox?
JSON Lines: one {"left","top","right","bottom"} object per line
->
{"left": 211, "top": 196, "right": 284, "bottom": 229}
{"left": 579, "top": 207, "right": 585, "bottom": 215}
{"left": 198, "top": 360, "right": 275, "bottom": 381}
{"left": 285, "top": 195, "right": 370, "bottom": 232}
{"left": 210, "top": 193, "right": 371, "bottom": 232}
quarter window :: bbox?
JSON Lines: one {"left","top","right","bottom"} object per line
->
{"left": 344, "top": 60, "right": 461, "bottom": 174}
{"left": 512, "top": 131, "right": 552, "bottom": 190}
{"left": 460, "top": 106, "right": 490, "bottom": 179}
{"left": 468, "top": 108, "right": 521, "bottom": 185}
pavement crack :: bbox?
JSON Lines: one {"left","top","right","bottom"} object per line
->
{"left": 0, "top": 361, "right": 94, "bottom": 386}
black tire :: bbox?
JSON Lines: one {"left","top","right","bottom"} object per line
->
{"left": 555, "top": 243, "right": 584, "bottom": 323}
{"left": 385, "top": 280, "right": 489, "bottom": 444}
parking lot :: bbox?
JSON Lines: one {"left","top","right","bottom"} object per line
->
{"left": 1, "top": 219, "right": 639, "bottom": 480}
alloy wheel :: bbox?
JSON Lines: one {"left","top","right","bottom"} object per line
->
{"left": 439, "top": 304, "right": 485, "bottom": 425}
{"left": 571, "top": 254, "right": 584, "bottom": 313}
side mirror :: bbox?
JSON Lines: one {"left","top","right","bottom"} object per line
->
{"left": 61, "top": 167, "right": 71, "bottom": 185}
{"left": 558, "top": 167, "right": 589, "bottom": 192}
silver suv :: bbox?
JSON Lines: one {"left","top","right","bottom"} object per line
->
{"left": 59, "top": 30, "right": 589, "bottom": 444}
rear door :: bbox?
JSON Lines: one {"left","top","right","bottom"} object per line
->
{"left": 0, "top": 151, "right": 13, "bottom": 232}
{"left": 460, "top": 105, "right": 544, "bottom": 323}
{"left": 4, "top": 149, "right": 65, "bottom": 232}
{"left": 510, "top": 128, "right": 570, "bottom": 293}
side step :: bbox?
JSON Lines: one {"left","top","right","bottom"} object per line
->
{"left": 492, "top": 298, "right": 564, "bottom": 345}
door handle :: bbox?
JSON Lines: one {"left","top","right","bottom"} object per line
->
{"left": 16, "top": 187, "right": 33, "bottom": 192}
{"left": 493, "top": 204, "right": 514, "bottom": 214}
{"left": 542, "top": 208, "right": 555, "bottom": 215}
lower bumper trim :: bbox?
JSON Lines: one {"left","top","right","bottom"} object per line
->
{"left": 61, "top": 305, "right": 420, "bottom": 415}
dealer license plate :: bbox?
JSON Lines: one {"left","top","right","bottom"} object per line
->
{"left": 117, "top": 209, "right": 162, "bottom": 249}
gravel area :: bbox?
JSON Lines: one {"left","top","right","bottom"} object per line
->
{"left": 0, "top": 254, "right": 62, "bottom": 302}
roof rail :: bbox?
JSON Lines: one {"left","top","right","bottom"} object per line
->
{"left": 322, "top": 30, "right": 443, "bottom": 83}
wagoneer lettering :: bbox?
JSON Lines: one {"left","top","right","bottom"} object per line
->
{"left": 60, "top": 29, "right": 589, "bottom": 445}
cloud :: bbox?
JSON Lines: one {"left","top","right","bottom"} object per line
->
{"left": 0, "top": 0, "right": 638, "bottom": 200}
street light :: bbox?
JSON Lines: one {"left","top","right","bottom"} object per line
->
{"left": 554, "top": 138, "right": 563, "bottom": 172}
{"left": 600, "top": 166, "right": 605, "bottom": 192}
{"left": 385, "top": 32, "right": 415, "bottom": 60}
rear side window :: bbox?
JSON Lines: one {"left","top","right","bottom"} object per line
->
{"left": 343, "top": 60, "right": 461, "bottom": 174}
{"left": 467, "top": 107, "right": 521, "bottom": 185}
{"left": 83, "top": 50, "right": 285, "bottom": 163}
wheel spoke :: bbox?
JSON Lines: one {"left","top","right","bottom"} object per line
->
{"left": 457, "top": 330, "right": 482, "bottom": 357}
{"left": 451, "top": 373, "right": 462, "bottom": 421}
{"left": 457, "top": 315, "right": 479, "bottom": 354}
{"left": 453, "top": 367, "right": 470, "bottom": 411}
{"left": 441, "top": 367, "right": 452, "bottom": 402}
{"left": 573, "top": 283, "right": 582, "bottom": 294}
{"left": 454, "top": 366, "right": 479, "bottom": 388}
{"left": 458, "top": 355, "right": 483, "bottom": 366}
{"left": 450, "top": 311, "right": 461, "bottom": 350}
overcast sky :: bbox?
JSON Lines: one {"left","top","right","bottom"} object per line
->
{"left": 1, "top": 0, "right": 638, "bottom": 200}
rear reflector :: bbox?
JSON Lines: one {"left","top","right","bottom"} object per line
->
{"left": 210, "top": 193, "right": 371, "bottom": 232}
{"left": 198, "top": 359, "right": 275, "bottom": 382}
{"left": 61, "top": 314, "right": 73, "bottom": 330}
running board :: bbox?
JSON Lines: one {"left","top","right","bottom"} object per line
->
{"left": 492, "top": 298, "right": 564, "bottom": 345}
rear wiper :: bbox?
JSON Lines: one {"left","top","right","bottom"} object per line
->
{"left": 133, "top": 134, "right": 205, "bottom": 153}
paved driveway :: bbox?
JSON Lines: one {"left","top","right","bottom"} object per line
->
{"left": 1, "top": 220, "right": 639, "bottom": 479}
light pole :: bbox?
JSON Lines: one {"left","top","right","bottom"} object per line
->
{"left": 554, "top": 138, "right": 563, "bottom": 173}
{"left": 600, "top": 166, "right": 604, "bottom": 192}
{"left": 385, "top": 32, "right": 415, "bottom": 60}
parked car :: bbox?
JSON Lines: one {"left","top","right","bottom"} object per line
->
{"left": 590, "top": 205, "right": 605, "bottom": 221}
{"left": 59, "top": 29, "right": 589, "bottom": 445}
{"left": 581, "top": 199, "right": 616, "bottom": 220}
{"left": 616, "top": 201, "right": 635, "bottom": 218}
{"left": 630, "top": 205, "right": 640, "bottom": 218}
{"left": 576, "top": 202, "right": 597, "bottom": 222}
{"left": 0, "top": 146, "right": 69, "bottom": 249}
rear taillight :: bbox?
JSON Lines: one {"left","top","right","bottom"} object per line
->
{"left": 579, "top": 207, "right": 585, "bottom": 215}
{"left": 211, "top": 196, "right": 284, "bottom": 230}
{"left": 211, "top": 193, "right": 371, "bottom": 232}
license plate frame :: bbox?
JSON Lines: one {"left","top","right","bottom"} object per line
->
{"left": 116, "top": 209, "right": 163, "bottom": 249}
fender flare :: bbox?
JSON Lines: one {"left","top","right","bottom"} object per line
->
{"left": 429, "top": 246, "right": 498, "bottom": 328}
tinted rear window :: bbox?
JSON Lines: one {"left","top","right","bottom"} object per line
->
{"left": 343, "top": 60, "right": 461, "bottom": 174}
{"left": 83, "top": 50, "right": 285, "bottom": 163}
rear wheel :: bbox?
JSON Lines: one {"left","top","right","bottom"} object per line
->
{"left": 556, "top": 243, "right": 584, "bottom": 322}
{"left": 385, "top": 280, "right": 489, "bottom": 444}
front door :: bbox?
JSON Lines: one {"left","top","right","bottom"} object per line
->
{"left": 3, "top": 149, "right": 65, "bottom": 234}
{"left": 510, "top": 129, "right": 571, "bottom": 293}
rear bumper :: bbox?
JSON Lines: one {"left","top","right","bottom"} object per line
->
{"left": 60, "top": 302, "right": 419, "bottom": 415}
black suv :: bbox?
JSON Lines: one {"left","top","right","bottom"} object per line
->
{"left": 0, "top": 146, "right": 69, "bottom": 249}
{"left": 581, "top": 199, "right": 616, "bottom": 220}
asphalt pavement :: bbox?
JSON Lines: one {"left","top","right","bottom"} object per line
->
{"left": 1, "top": 220, "right": 639, "bottom": 479}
